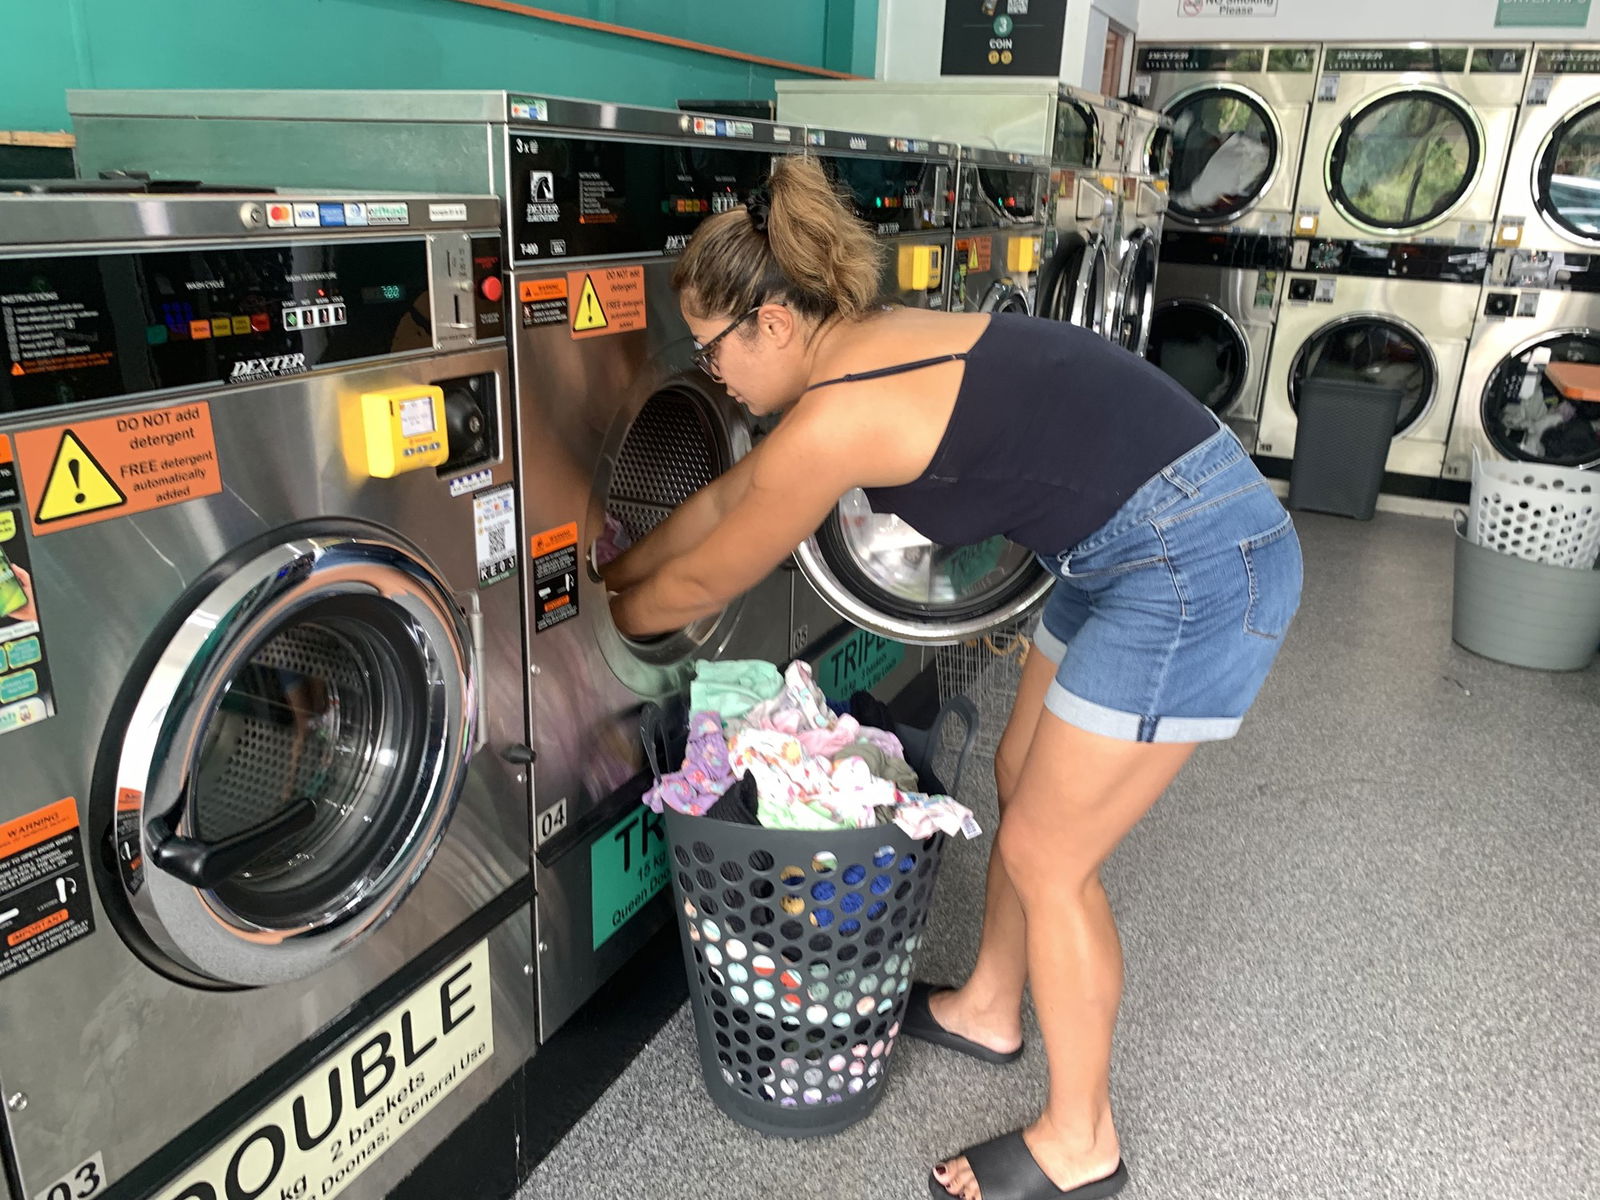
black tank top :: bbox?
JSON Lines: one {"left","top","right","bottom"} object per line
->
{"left": 805, "top": 313, "right": 1218, "bottom": 556}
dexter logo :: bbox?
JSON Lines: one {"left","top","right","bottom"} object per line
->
{"left": 230, "top": 353, "right": 307, "bottom": 382}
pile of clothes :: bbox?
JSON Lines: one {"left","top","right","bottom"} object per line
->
{"left": 644, "top": 659, "right": 979, "bottom": 840}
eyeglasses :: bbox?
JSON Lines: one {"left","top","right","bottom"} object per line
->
{"left": 691, "top": 307, "right": 761, "bottom": 381}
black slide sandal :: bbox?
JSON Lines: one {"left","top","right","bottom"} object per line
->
{"left": 901, "top": 982, "right": 1024, "bottom": 1065}
{"left": 928, "top": 1132, "right": 1127, "bottom": 1200}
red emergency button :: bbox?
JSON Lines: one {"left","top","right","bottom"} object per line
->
{"left": 480, "top": 276, "right": 504, "bottom": 303}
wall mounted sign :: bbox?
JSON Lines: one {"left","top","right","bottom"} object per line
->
{"left": 1176, "top": 0, "right": 1280, "bottom": 16}
{"left": 1496, "top": 0, "right": 1591, "bottom": 27}
{"left": 941, "top": 0, "right": 1069, "bottom": 76}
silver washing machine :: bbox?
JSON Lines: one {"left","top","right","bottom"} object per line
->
{"left": 1039, "top": 92, "right": 1126, "bottom": 339}
{"left": 1444, "top": 251, "right": 1600, "bottom": 479}
{"left": 1110, "top": 99, "right": 1173, "bottom": 356}
{"left": 1259, "top": 237, "right": 1488, "bottom": 481}
{"left": 1146, "top": 230, "right": 1292, "bottom": 452}
{"left": 1492, "top": 45, "right": 1600, "bottom": 257}
{"left": 950, "top": 145, "right": 1050, "bottom": 317}
{"left": 1132, "top": 42, "right": 1320, "bottom": 236}
{"left": 0, "top": 188, "right": 533, "bottom": 1200}
{"left": 67, "top": 89, "right": 809, "bottom": 1039}
{"left": 1294, "top": 43, "right": 1530, "bottom": 246}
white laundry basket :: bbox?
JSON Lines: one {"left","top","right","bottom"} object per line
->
{"left": 1467, "top": 451, "right": 1600, "bottom": 569}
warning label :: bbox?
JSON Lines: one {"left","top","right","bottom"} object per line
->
{"left": 567, "top": 267, "right": 646, "bottom": 340}
{"left": 15, "top": 401, "right": 223, "bottom": 535}
{"left": 958, "top": 237, "right": 994, "bottom": 272}
{"left": 531, "top": 521, "right": 580, "bottom": 632}
{"left": 0, "top": 797, "right": 95, "bottom": 981}
{"left": 0, "top": 439, "right": 56, "bottom": 737}
{"left": 520, "top": 277, "right": 570, "bottom": 328}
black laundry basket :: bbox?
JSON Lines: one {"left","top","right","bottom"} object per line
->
{"left": 1287, "top": 378, "right": 1403, "bottom": 520}
{"left": 643, "top": 695, "right": 978, "bottom": 1139}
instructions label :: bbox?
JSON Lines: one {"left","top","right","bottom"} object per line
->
{"left": 15, "top": 402, "right": 222, "bottom": 535}
{"left": 0, "top": 439, "right": 56, "bottom": 735}
{"left": 0, "top": 798, "right": 95, "bottom": 981}
{"left": 152, "top": 941, "right": 493, "bottom": 1200}
{"left": 591, "top": 805, "right": 668, "bottom": 950}
{"left": 531, "top": 522, "right": 579, "bottom": 633}
{"left": 473, "top": 484, "right": 518, "bottom": 588}
{"left": 520, "top": 277, "right": 570, "bottom": 329}
{"left": 567, "top": 267, "right": 646, "bottom": 340}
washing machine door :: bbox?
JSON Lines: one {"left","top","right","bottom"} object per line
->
{"left": 1157, "top": 85, "right": 1281, "bottom": 225}
{"left": 1054, "top": 96, "right": 1103, "bottom": 169}
{"left": 1114, "top": 226, "right": 1161, "bottom": 355}
{"left": 979, "top": 279, "right": 1031, "bottom": 315}
{"left": 794, "top": 491, "right": 1054, "bottom": 646}
{"left": 113, "top": 532, "right": 474, "bottom": 987}
{"left": 1037, "top": 232, "right": 1108, "bottom": 335}
{"left": 1325, "top": 86, "right": 1484, "bottom": 236}
{"left": 1480, "top": 330, "right": 1600, "bottom": 468}
{"left": 1148, "top": 299, "right": 1249, "bottom": 413}
{"left": 1534, "top": 100, "right": 1600, "bottom": 245}
{"left": 1288, "top": 315, "right": 1436, "bottom": 436}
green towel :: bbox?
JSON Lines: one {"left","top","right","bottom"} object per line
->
{"left": 688, "top": 659, "right": 784, "bottom": 722}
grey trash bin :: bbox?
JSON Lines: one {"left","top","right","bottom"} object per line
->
{"left": 1288, "top": 379, "right": 1403, "bottom": 520}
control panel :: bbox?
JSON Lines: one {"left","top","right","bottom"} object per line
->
{"left": 815, "top": 154, "right": 951, "bottom": 236}
{"left": 960, "top": 165, "right": 1048, "bottom": 228}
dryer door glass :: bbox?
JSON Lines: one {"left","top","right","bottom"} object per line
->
{"left": 1148, "top": 300, "right": 1248, "bottom": 413}
{"left": 1328, "top": 91, "right": 1480, "bottom": 233}
{"left": 117, "top": 535, "right": 472, "bottom": 985}
{"left": 1055, "top": 101, "right": 1100, "bottom": 169}
{"left": 1481, "top": 333, "right": 1600, "bottom": 468}
{"left": 1289, "top": 318, "right": 1434, "bottom": 435}
{"left": 1535, "top": 102, "right": 1600, "bottom": 243}
{"left": 1116, "top": 231, "right": 1160, "bottom": 354}
{"left": 1162, "top": 89, "right": 1278, "bottom": 222}
{"left": 794, "top": 491, "right": 1054, "bottom": 645}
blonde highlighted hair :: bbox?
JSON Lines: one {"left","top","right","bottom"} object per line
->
{"left": 672, "top": 156, "right": 883, "bottom": 324}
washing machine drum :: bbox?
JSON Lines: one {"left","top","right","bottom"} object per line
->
{"left": 110, "top": 531, "right": 475, "bottom": 987}
{"left": 1148, "top": 300, "right": 1247, "bottom": 413}
{"left": 1535, "top": 100, "right": 1600, "bottom": 244}
{"left": 1289, "top": 317, "right": 1435, "bottom": 436}
{"left": 1327, "top": 87, "right": 1481, "bottom": 234}
{"left": 1482, "top": 333, "right": 1600, "bottom": 468}
{"left": 1160, "top": 88, "right": 1278, "bottom": 223}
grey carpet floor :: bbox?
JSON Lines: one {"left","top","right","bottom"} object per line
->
{"left": 519, "top": 512, "right": 1600, "bottom": 1200}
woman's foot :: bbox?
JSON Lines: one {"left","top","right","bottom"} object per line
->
{"left": 931, "top": 1116, "right": 1122, "bottom": 1200}
{"left": 927, "top": 984, "right": 1025, "bottom": 1059}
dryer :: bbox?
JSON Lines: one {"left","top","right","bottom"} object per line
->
{"left": 68, "top": 88, "right": 808, "bottom": 1041}
{"left": 1444, "top": 250, "right": 1600, "bottom": 479}
{"left": 1111, "top": 100, "right": 1173, "bottom": 356}
{"left": 950, "top": 145, "right": 1050, "bottom": 317}
{"left": 1132, "top": 42, "right": 1320, "bottom": 236}
{"left": 1295, "top": 43, "right": 1530, "bottom": 246}
{"left": 0, "top": 188, "right": 534, "bottom": 1200}
{"left": 1258, "top": 237, "right": 1488, "bottom": 482}
{"left": 1147, "top": 229, "right": 1293, "bottom": 452}
{"left": 1493, "top": 45, "right": 1600, "bottom": 257}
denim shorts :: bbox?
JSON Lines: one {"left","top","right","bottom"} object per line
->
{"left": 1032, "top": 424, "right": 1303, "bottom": 743}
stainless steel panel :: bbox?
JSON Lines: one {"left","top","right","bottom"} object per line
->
{"left": 0, "top": 346, "right": 530, "bottom": 1195}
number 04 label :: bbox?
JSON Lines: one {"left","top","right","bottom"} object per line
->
{"left": 34, "top": 1152, "right": 107, "bottom": 1200}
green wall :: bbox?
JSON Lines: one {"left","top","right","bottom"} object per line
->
{"left": 0, "top": 0, "right": 876, "bottom": 133}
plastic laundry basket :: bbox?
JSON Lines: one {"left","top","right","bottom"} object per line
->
{"left": 1452, "top": 517, "right": 1600, "bottom": 671}
{"left": 1466, "top": 452, "right": 1600, "bottom": 569}
{"left": 648, "top": 697, "right": 977, "bottom": 1139}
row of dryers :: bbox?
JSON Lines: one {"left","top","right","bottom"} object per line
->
{"left": 0, "top": 91, "right": 1070, "bottom": 1200}
{"left": 1134, "top": 40, "right": 1600, "bottom": 485}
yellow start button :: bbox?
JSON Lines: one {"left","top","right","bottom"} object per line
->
{"left": 897, "top": 244, "right": 944, "bottom": 292}
{"left": 357, "top": 385, "right": 447, "bottom": 478}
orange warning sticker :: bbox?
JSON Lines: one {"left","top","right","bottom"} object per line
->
{"left": 14, "top": 401, "right": 222, "bottom": 535}
{"left": 531, "top": 521, "right": 578, "bottom": 557}
{"left": 0, "top": 797, "right": 95, "bottom": 978}
{"left": 568, "top": 267, "right": 646, "bottom": 340}
{"left": 958, "top": 237, "right": 994, "bottom": 272}
{"left": 0, "top": 796, "right": 77, "bottom": 856}
{"left": 520, "top": 278, "right": 569, "bottom": 303}
{"left": 7, "top": 908, "right": 67, "bottom": 948}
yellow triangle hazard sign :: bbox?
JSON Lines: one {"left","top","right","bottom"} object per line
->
{"left": 9, "top": 363, "right": 22, "bottom": 377}
{"left": 572, "top": 274, "right": 609, "bottom": 332}
{"left": 33, "top": 430, "right": 126, "bottom": 525}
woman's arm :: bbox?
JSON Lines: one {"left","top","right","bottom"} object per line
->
{"left": 599, "top": 452, "right": 758, "bottom": 593}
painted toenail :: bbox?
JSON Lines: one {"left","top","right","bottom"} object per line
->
{"left": 934, "top": 1163, "right": 947, "bottom": 1176}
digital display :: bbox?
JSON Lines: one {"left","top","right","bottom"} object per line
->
{"left": 399, "top": 396, "right": 436, "bottom": 438}
{"left": 362, "top": 284, "right": 406, "bottom": 303}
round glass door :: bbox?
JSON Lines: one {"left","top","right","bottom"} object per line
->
{"left": 116, "top": 533, "right": 474, "bottom": 987}
{"left": 1148, "top": 300, "right": 1248, "bottom": 413}
{"left": 1115, "top": 228, "right": 1160, "bottom": 355}
{"left": 1161, "top": 86, "right": 1280, "bottom": 223}
{"left": 1327, "top": 88, "right": 1482, "bottom": 234}
{"left": 979, "top": 280, "right": 1031, "bottom": 315}
{"left": 1055, "top": 101, "right": 1101, "bottom": 169}
{"left": 793, "top": 491, "right": 1054, "bottom": 645}
{"left": 1535, "top": 101, "right": 1600, "bottom": 244}
{"left": 1481, "top": 332, "right": 1600, "bottom": 467}
{"left": 1289, "top": 317, "right": 1436, "bottom": 435}
{"left": 1037, "top": 234, "right": 1107, "bottom": 336}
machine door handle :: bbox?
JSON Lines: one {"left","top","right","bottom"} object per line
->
{"left": 147, "top": 795, "right": 317, "bottom": 889}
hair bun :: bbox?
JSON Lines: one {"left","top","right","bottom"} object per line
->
{"left": 745, "top": 185, "right": 771, "bottom": 234}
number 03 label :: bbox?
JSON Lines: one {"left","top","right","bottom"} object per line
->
{"left": 34, "top": 1153, "right": 107, "bottom": 1200}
